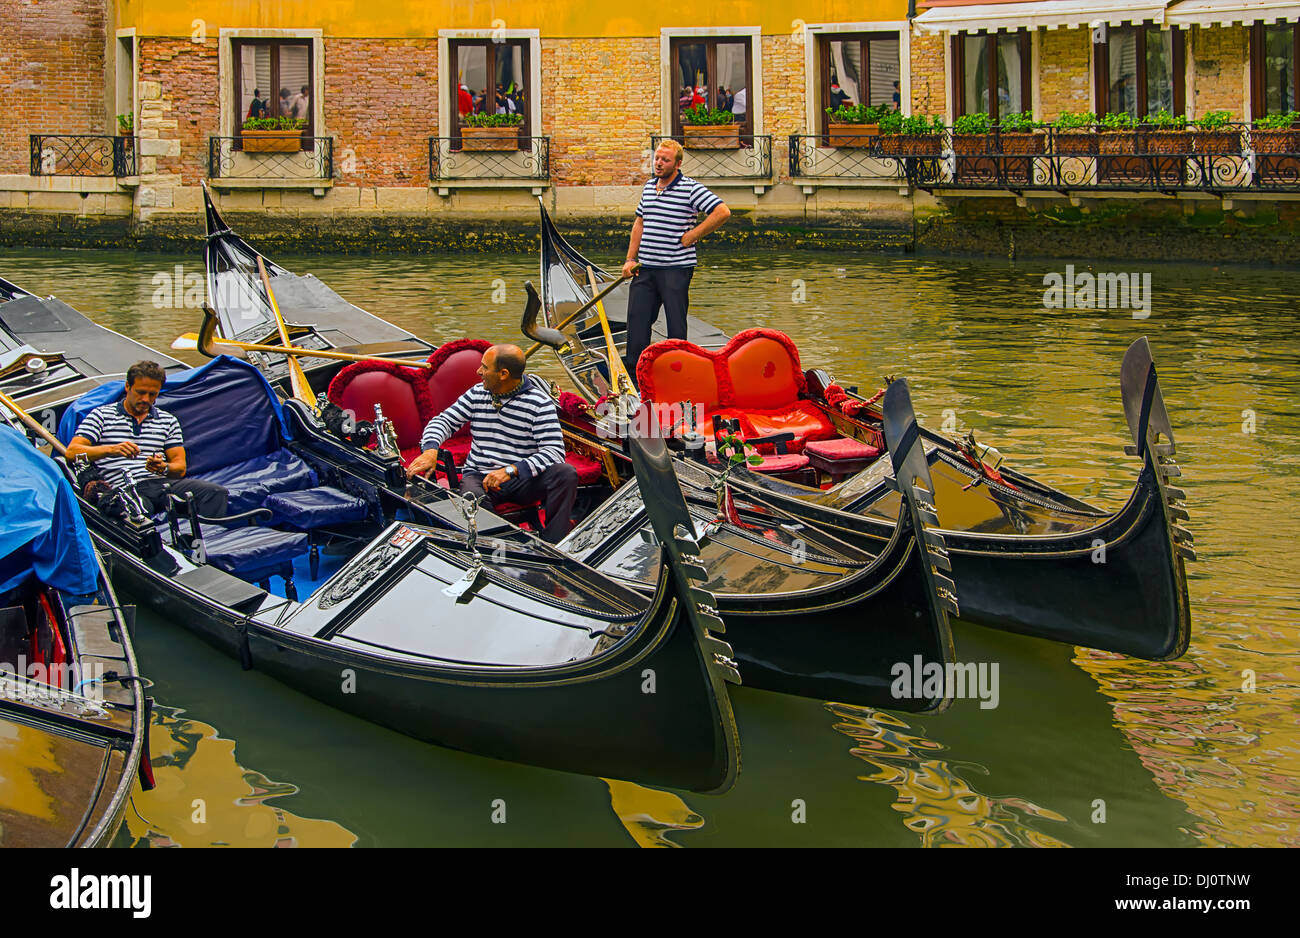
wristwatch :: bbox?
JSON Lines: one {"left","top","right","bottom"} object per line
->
{"left": 505, "top": 465, "right": 518, "bottom": 478}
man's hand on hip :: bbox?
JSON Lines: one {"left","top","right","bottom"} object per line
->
{"left": 405, "top": 449, "right": 439, "bottom": 479}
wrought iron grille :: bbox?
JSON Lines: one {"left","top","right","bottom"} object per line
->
{"left": 29, "top": 134, "right": 137, "bottom": 177}
{"left": 208, "top": 136, "right": 334, "bottom": 180}
{"left": 887, "top": 123, "right": 1300, "bottom": 194}
{"left": 428, "top": 136, "right": 550, "bottom": 181}
{"left": 788, "top": 134, "right": 904, "bottom": 180}
{"left": 651, "top": 135, "right": 772, "bottom": 179}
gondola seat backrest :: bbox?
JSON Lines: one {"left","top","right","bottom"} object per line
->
{"left": 58, "top": 356, "right": 317, "bottom": 514}
{"left": 635, "top": 328, "right": 836, "bottom": 451}
{"left": 327, "top": 359, "right": 434, "bottom": 462}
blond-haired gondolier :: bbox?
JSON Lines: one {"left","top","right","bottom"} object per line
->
{"left": 621, "top": 139, "right": 730, "bottom": 381}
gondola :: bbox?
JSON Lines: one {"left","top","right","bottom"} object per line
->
{"left": 197, "top": 188, "right": 962, "bottom": 711}
{"left": 0, "top": 275, "right": 185, "bottom": 427}
{"left": 47, "top": 353, "right": 742, "bottom": 792}
{"left": 0, "top": 422, "right": 152, "bottom": 847}
{"left": 530, "top": 201, "right": 1194, "bottom": 661}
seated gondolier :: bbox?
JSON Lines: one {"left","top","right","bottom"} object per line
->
{"left": 66, "top": 361, "right": 228, "bottom": 518}
{"left": 405, "top": 344, "right": 578, "bottom": 544}
{"left": 621, "top": 139, "right": 730, "bottom": 382}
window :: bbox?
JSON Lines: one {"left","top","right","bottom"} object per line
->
{"left": 818, "top": 32, "right": 901, "bottom": 135}
{"left": 1094, "top": 24, "right": 1184, "bottom": 118}
{"left": 448, "top": 39, "right": 532, "bottom": 149}
{"left": 233, "top": 39, "right": 314, "bottom": 143}
{"left": 670, "top": 37, "right": 753, "bottom": 136}
{"left": 951, "top": 31, "right": 1031, "bottom": 120}
{"left": 1251, "top": 22, "right": 1299, "bottom": 116}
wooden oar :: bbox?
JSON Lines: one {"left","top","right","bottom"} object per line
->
{"left": 0, "top": 389, "right": 69, "bottom": 456}
{"left": 588, "top": 266, "right": 635, "bottom": 396}
{"left": 255, "top": 256, "right": 317, "bottom": 407}
{"left": 523, "top": 266, "right": 637, "bottom": 359}
{"left": 174, "top": 318, "right": 431, "bottom": 369}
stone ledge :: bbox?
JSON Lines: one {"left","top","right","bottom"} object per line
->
{"left": 0, "top": 175, "right": 124, "bottom": 193}
{"left": 207, "top": 178, "right": 334, "bottom": 192}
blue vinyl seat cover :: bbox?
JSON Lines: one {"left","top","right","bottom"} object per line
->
{"left": 200, "top": 450, "right": 318, "bottom": 514}
{"left": 264, "top": 488, "right": 368, "bottom": 529}
{"left": 199, "top": 524, "right": 309, "bottom": 581}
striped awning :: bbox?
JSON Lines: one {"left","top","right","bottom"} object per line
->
{"left": 1166, "top": 0, "right": 1300, "bottom": 25}
{"left": 913, "top": 0, "right": 1173, "bottom": 33}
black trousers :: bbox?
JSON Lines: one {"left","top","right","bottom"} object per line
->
{"left": 461, "top": 462, "right": 579, "bottom": 544}
{"left": 624, "top": 265, "right": 694, "bottom": 380}
{"left": 135, "top": 477, "right": 229, "bottom": 518}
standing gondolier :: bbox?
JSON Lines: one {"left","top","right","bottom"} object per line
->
{"left": 621, "top": 139, "right": 730, "bottom": 381}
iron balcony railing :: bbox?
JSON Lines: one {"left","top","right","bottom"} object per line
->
{"left": 428, "top": 136, "right": 550, "bottom": 181}
{"left": 30, "top": 134, "right": 137, "bottom": 177}
{"left": 790, "top": 123, "right": 1300, "bottom": 193}
{"left": 208, "top": 136, "right": 334, "bottom": 181}
{"left": 652, "top": 134, "right": 773, "bottom": 179}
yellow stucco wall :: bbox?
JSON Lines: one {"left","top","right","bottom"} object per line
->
{"left": 116, "top": 0, "right": 909, "bottom": 38}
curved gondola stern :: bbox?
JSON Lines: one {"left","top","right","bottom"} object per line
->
{"left": 882, "top": 379, "right": 959, "bottom": 713}
{"left": 629, "top": 435, "right": 742, "bottom": 794}
{"left": 1120, "top": 336, "right": 1194, "bottom": 657}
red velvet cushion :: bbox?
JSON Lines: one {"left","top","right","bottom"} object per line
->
{"left": 749, "top": 452, "right": 810, "bottom": 473}
{"left": 638, "top": 344, "right": 722, "bottom": 414}
{"left": 565, "top": 451, "right": 604, "bottom": 485}
{"left": 725, "top": 334, "right": 803, "bottom": 410}
{"left": 426, "top": 341, "right": 490, "bottom": 416}
{"left": 738, "top": 402, "right": 836, "bottom": 451}
{"left": 804, "top": 437, "right": 881, "bottom": 461}
{"left": 329, "top": 368, "right": 428, "bottom": 451}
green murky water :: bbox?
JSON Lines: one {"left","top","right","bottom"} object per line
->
{"left": 4, "top": 244, "right": 1296, "bottom": 847}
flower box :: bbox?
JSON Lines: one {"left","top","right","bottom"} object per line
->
{"left": 826, "top": 122, "right": 879, "bottom": 148}
{"left": 241, "top": 129, "right": 304, "bottom": 153}
{"left": 1192, "top": 130, "right": 1241, "bottom": 155}
{"left": 878, "top": 134, "right": 942, "bottom": 158}
{"left": 1053, "top": 131, "right": 1096, "bottom": 156}
{"left": 461, "top": 125, "right": 520, "bottom": 152}
{"left": 684, "top": 123, "right": 741, "bottom": 149}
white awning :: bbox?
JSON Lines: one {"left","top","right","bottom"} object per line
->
{"left": 1166, "top": 0, "right": 1300, "bottom": 25}
{"left": 913, "top": 0, "right": 1173, "bottom": 33}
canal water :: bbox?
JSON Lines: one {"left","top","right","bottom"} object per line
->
{"left": 4, "top": 245, "right": 1296, "bottom": 847}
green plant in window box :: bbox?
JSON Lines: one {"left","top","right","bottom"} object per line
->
{"left": 995, "top": 111, "right": 1045, "bottom": 158}
{"left": 1252, "top": 110, "right": 1300, "bottom": 157}
{"left": 878, "top": 113, "right": 944, "bottom": 158}
{"left": 460, "top": 111, "right": 524, "bottom": 151}
{"left": 240, "top": 115, "right": 307, "bottom": 152}
{"left": 1097, "top": 111, "right": 1137, "bottom": 157}
{"left": 1189, "top": 110, "right": 1240, "bottom": 155}
{"left": 825, "top": 103, "right": 891, "bottom": 147}
{"left": 116, "top": 113, "right": 134, "bottom": 135}
{"left": 1143, "top": 109, "right": 1191, "bottom": 156}
{"left": 1051, "top": 111, "right": 1098, "bottom": 156}
{"left": 681, "top": 105, "right": 741, "bottom": 149}
{"left": 951, "top": 112, "right": 992, "bottom": 158}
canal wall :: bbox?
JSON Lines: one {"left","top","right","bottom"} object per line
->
{"left": 4, "top": 182, "right": 1300, "bottom": 265}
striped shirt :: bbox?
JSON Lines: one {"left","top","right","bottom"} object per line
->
{"left": 73, "top": 401, "right": 183, "bottom": 486}
{"left": 419, "top": 375, "right": 564, "bottom": 481}
{"left": 635, "top": 172, "right": 723, "bottom": 268}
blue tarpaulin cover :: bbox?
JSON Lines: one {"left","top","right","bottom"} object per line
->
{"left": 58, "top": 355, "right": 289, "bottom": 475}
{"left": 0, "top": 424, "right": 99, "bottom": 596}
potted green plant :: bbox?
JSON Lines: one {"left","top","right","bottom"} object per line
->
{"left": 951, "top": 111, "right": 992, "bottom": 156}
{"left": 681, "top": 105, "right": 741, "bottom": 149}
{"left": 461, "top": 111, "right": 524, "bottom": 151}
{"left": 1098, "top": 110, "right": 1136, "bottom": 154}
{"left": 1190, "top": 110, "right": 1239, "bottom": 154}
{"left": 241, "top": 115, "right": 307, "bottom": 153}
{"left": 825, "top": 103, "right": 891, "bottom": 148}
{"left": 878, "top": 113, "right": 945, "bottom": 157}
{"left": 997, "top": 111, "right": 1045, "bottom": 155}
{"left": 1051, "top": 111, "right": 1097, "bottom": 155}
{"left": 116, "top": 113, "right": 134, "bottom": 137}
{"left": 1142, "top": 109, "right": 1190, "bottom": 155}
{"left": 1252, "top": 110, "right": 1300, "bottom": 176}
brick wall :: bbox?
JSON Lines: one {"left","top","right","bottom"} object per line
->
{"left": 1038, "top": 27, "right": 1091, "bottom": 120}
{"left": 326, "top": 40, "right": 437, "bottom": 187}
{"left": 541, "top": 38, "right": 659, "bottom": 187}
{"left": 137, "top": 37, "right": 217, "bottom": 185}
{"left": 910, "top": 32, "right": 946, "bottom": 117}
{"left": 1190, "top": 25, "right": 1246, "bottom": 119}
{"left": 0, "top": 0, "right": 106, "bottom": 174}
{"left": 763, "top": 33, "right": 806, "bottom": 182}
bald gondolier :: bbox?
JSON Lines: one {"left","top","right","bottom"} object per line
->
{"left": 620, "top": 139, "right": 730, "bottom": 380}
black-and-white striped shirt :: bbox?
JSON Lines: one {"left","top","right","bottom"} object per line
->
{"left": 73, "top": 401, "right": 183, "bottom": 485}
{"left": 419, "top": 375, "right": 564, "bottom": 481}
{"left": 635, "top": 172, "right": 723, "bottom": 267}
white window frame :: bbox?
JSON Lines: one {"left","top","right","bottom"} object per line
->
{"left": 437, "top": 29, "right": 542, "bottom": 141}
{"left": 660, "top": 26, "right": 764, "bottom": 135}
{"left": 217, "top": 28, "right": 325, "bottom": 139}
{"left": 801, "top": 21, "right": 912, "bottom": 131}
{"left": 114, "top": 28, "right": 138, "bottom": 136}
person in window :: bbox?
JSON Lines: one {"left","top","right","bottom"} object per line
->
{"left": 278, "top": 87, "right": 293, "bottom": 118}
{"left": 291, "top": 85, "right": 310, "bottom": 121}
{"left": 691, "top": 85, "right": 707, "bottom": 107}
{"left": 731, "top": 87, "right": 747, "bottom": 121}
{"left": 892, "top": 80, "right": 902, "bottom": 110}
{"left": 679, "top": 86, "right": 694, "bottom": 110}
{"left": 458, "top": 83, "right": 473, "bottom": 117}
{"left": 829, "top": 80, "right": 852, "bottom": 110}
{"left": 246, "top": 89, "right": 268, "bottom": 120}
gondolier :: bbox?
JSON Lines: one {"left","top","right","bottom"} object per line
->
{"left": 621, "top": 139, "right": 730, "bottom": 380}
{"left": 406, "top": 344, "right": 579, "bottom": 544}
{"left": 66, "top": 360, "right": 228, "bottom": 517}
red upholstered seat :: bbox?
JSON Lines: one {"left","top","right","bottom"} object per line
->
{"left": 565, "top": 451, "right": 604, "bottom": 485}
{"left": 804, "top": 437, "right": 881, "bottom": 461}
{"left": 425, "top": 340, "right": 491, "bottom": 466}
{"left": 748, "top": 452, "right": 810, "bottom": 474}
{"left": 636, "top": 329, "right": 835, "bottom": 451}
{"left": 327, "top": 360, "right": 435, "bottom": 455}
